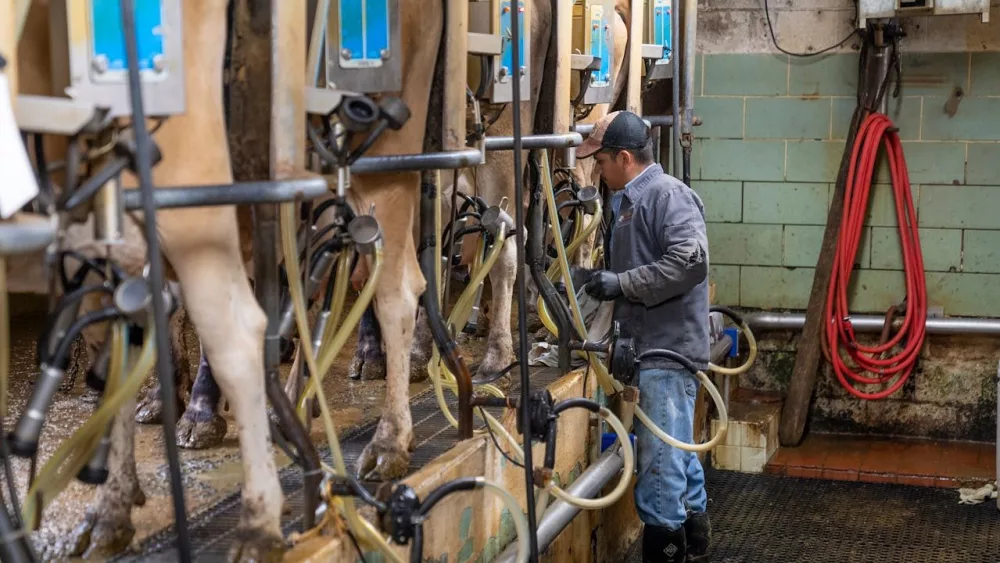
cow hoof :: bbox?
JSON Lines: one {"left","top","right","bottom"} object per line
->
{"left": 477, "top": 343, "right": 513, "bottom": 382}
{"left": 176, "top": 408, "right": 228, "bottom": 449}
{"left": 348, "top": 352, "right": 386, "bottom": 381}
{"left": 356, "top": 441, "right": 411, "bottom": 481}
{"left": 134, "top": 395, "right": 163, "bottom": 425}
{"left": 228, "top": 531, "right": 285, "bottom": 563}
{"left": 409, "top": 350, "right": 431, "bottom": 383}
{"left": 70, "top": 511, "right": 134, "bottom": 559}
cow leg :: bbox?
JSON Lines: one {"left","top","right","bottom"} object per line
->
{"left": 408, "top": 306, "right": 433, "bottom": 382}
{"left": 347, "top": 305, "right": 386, "bottom": 381}
{"left": 135, "top": 308, "right": 194, "bottom": 424}
{"left": 477, "top": 230, "right": 518, "bottom": 378}
{"left": 167, "top": 238, "right": 284, "bottom": 558}
{"left": 70, "top": 394, "right": 145, "bottom": 558}
{"left": 175, "top": 343, "right": 229, "bottom": 448}
{"left": 355, "top": 177, "right": 423, "bottom": 481}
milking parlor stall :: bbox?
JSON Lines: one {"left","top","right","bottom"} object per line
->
{"left": 2, "top": 0, "right": 998, "bottom": 562}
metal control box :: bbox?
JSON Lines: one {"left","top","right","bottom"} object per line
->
{"left": 48, "top": 0, "right": 186, "bottom": 118}
{"left": 858, "top": 0, "right": 990, "bottom": 26}
{"left": 643, "top": 0, "right": 672, "bottom": 82}
{"left": 571, "top": 0, "right": 616, "bottom": 105}
{"left": 326, "top": 0, "right": 403, "bottom": 93}
{"left": 468, "top": 0, "right": 531, "bottom": 104}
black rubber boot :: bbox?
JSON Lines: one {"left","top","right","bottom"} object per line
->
{"left": 642, "top": 524, "right": 686, "bottom": 563}
{"left": 684, "top": 512, "right": 712, "bottom": 562}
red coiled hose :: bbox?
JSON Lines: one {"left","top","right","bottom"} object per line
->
{"left": 823, "top": 112, "right": 927, "bottom": 400}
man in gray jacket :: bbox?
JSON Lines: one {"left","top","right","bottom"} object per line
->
{"left": 578, "top": 110, "right": 712, "bottom": 563}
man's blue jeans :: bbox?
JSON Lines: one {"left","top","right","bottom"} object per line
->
{"left": 633, "top": 367, "right": 707, "bottom": 531}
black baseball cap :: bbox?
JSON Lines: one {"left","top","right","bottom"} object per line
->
{"left": 575, "top": 111, "right": 650, "bottom": 159}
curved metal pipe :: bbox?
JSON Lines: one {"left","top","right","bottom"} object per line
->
{"left": 745, "top": 311, "right": 1000, "bottom": 335}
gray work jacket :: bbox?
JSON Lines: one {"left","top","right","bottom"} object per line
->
{"left": 608, "top": 164, "right": 710, "bottom": 371}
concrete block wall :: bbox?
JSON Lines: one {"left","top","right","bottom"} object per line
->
{"left": 694, "top": 0, "right": 1000, "bottom": 440}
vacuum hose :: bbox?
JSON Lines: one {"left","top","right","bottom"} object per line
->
{"left": 823, "top": 112, "right": 926, "bottom": 400}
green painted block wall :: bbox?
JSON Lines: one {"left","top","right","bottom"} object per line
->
{"left": 694, "top": 51, "right": 1000, "bottom": 317}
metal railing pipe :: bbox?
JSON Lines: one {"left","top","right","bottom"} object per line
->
{"left": 746, "top": 312, "right": 1000, "bottom": 336}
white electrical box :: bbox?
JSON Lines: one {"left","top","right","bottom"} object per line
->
{"left": 858, "top": 0, "right": 990, "bottom": 28}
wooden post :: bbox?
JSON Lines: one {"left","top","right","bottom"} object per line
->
{"left": 442, "top": 0, "right": 468, "bottom": 150}
{"left": 1, "top": 0, "right": 16, "bottom": 95}
{"left": 227, "top": 0, "right": 321, "bottom": 529}
{"left": 550, "top": 0, "right": 572, "bottom": 135}
{"left": 625, "top": 0, "right": 644, "bottom": 114}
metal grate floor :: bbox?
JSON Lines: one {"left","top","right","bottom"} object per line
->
{"left": 625, "top": 467, "right": 1000, "bottom": 563}
{"left": 116, "top": 366, "right": 564, "bottom": 561}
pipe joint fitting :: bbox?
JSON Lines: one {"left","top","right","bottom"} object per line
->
{"left": 348, "top": 214, "right": 383, "bottom": 255}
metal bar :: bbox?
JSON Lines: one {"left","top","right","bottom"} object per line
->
{"left": 119, "top": 2, "right": 190, "bottom": 560}
{"left": 745, "top": 312, "right": 1000, "bottom": 335}
{"left": 350, "top": 148, "right": 483, "bottom": 173}
{"left": 572, "top": 115, "right": 697, "bottom": 137}
{"left": 670, "top": 0, "right": 681, "bottom": 178}
{"left": 681, "top": 0, "right": 697, "bottom": 137}
{"left": 120, "top": 178, "right": 329, "bottom": 210}
{"left": 484, "top": 132, "right": 582, "bottom": 151}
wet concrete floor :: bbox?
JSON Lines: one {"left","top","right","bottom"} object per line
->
{"left": 3, "top": 287, "right": 508, "bottom": 560}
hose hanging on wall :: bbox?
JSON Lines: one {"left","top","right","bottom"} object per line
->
{"left": 823, "top": 112, "right": 926, "bottom": 400}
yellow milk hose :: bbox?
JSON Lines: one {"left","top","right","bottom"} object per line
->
{"left": 279, "top": 202, "right": 402, "bottom": 563}
{"left": 23, "top": 320, "right": 136, "bottom": 526}
{"left": 708, "top": 319, "right": 758, "bottom": 376}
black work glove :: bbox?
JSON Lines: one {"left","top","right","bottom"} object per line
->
{"left": 585, "top": 270, "right": 623, "bottom": 301}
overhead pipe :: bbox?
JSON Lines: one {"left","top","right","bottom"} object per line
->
{"left": 746, "top": 312, "right": 1000, "bottom": 336}
{"left": 350, "top": 148, "right": 483, "bottom": 173}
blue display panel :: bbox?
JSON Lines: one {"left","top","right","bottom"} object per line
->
{"left": 589, "top": 5, "right": 611, "bottom": 87}
{"left": 90, "top": 0, "right": 165, "bottom": 76}
{"left": 338, "top": 0, "right": 391, "bottom": 67}
{"left": 500, "top": 0, "right": 526, "bottom": 77}
{"left": 653, "top": 0, "right": 672, "bottom": 60}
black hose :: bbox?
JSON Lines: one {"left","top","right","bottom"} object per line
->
{"left": 410, "top": 524, "right": 424, "bottom": 563}
{"left": 119, "top": 2, "right": 191, "bottom": 559}
{"left": 60, "top": 156, "right": 129, "bottom": 212}
{"left": 526, "top": 155, "right": 579, "bottom": 375}
{"left": 552, "top": 397, "right": 601, "bottom": 416}
{"left": 50, "top": 307, "right": 124, "bottom": 370}
{"left": 507, "top": 10, "right": 539, "bottom": 562}
{"left": 418, "top": 477, "right": 479, "bottom": 516}
{"left": 0, "top": 503, "right": 35, "bottom": 563}
{"left": 635, "top": 348, "right": 700, "bottom": 376}
{"left": 36, "top": 284, "right": 115, "bottom": 367}
{"left": 709, "top": 305, "right": 745, "bottom": 328}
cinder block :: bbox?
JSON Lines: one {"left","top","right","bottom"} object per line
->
{"left": 900, "top": 53, "right": 970, "bottom": 96}
{"left": 963, "top": 230, "right": 1000, "bottom": 274}
{"left": 706, "top": 223, "right": 782, "bottom": 266}
{"left": 743, "top": 182, "right": 829, "bottom": 225}
{"left": 740, "top": 266, "right": 814, "bottom": 309}
{"left": 870, "top": 228, "right": 961, "bottom": 272}
{"left": 783, "top": 225, "right": 871, "bottom": 269}
{"left": 922, "top": 97, "right": 1000, "bottom": 141}
{"left": 919, "top": 185, "right": 998, "bottom": 229}
{"left": 785, "top": 140, "right": 842, "bottom": 183}
{"left": 846, "top": 269, "right": 907, "bottom": 313}
{"left": 925, "top": 272, "right": 1000, "bottom": 317}
{"left": 709, "top": 265, "right": 740, "bottom": 305}
{"left": 833, "top": 97, "right": 921, "bottom": 141}
{"left": 694, "top": 181, "right": 743, "bottom": 223}
{"left": 789, "top": 54, "right": 857, "bottom": 97}
{"left": 699, "top": 139, "right": 785, "bottom": 181}
{"left": 740, "top": 447, "right": 767, "bottom": 473}
{"left": 745, "top": 98, "right": 831, "bottom": 140}
{"left": 695, "top": 97, "right": 745, "bottom": 139}
{"left": 967, "top": 144, "right": 1000, "bottom": 185}
{"left": 703, "top": 53, "right": 788, "bottom": 96}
